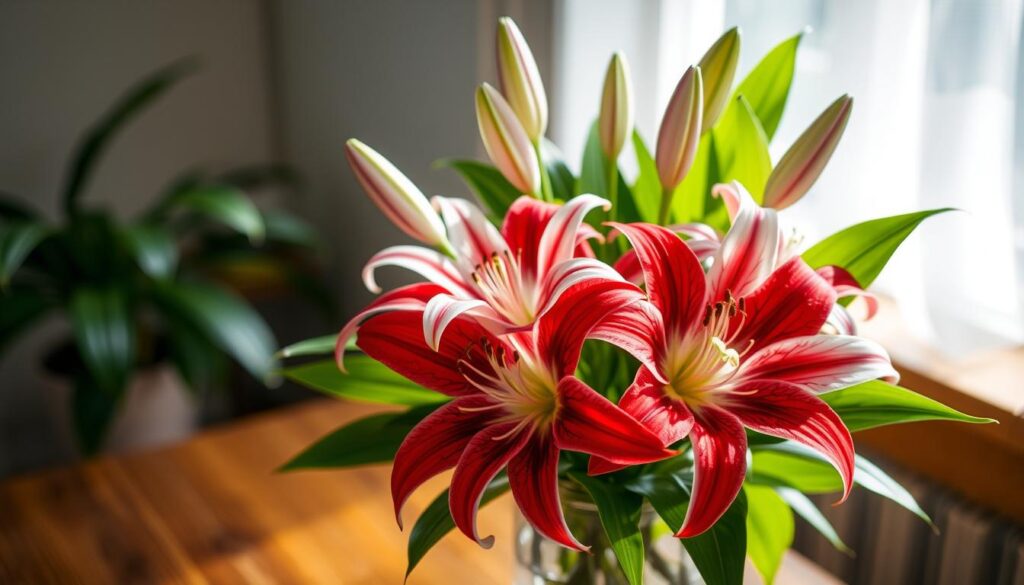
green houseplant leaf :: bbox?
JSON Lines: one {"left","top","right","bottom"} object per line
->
{"left": 821, "top": 380, "right": 996, "bottom": 432}
{"left": 745, "top": 484, "right": 794, "bottom": 585}
{"left": 406, "top": 475, "right": 510, "bottom": 578}
{"left": 152, "top": 281, "right": 277, "bottom": 381}
{"left": 775, "top": 487, "right": 852, "bottom": 555}
{"left": 802, "top": 209, "right": 953, "bottom": 288}
{"left": 71, "top": 372, "right": 122, "bottom": 455}
{"left": 120, "top": 224, "right": 178, "bottom": 279}
{"left": 0, "top": 288, "right": 56, "bottom": 352}
{"left": 570, "top": 472, "right": 646, "bottom": 585}
{"left": 69, "top": 287, "right": 135, "bottom": 396}
{"left": 630, "top": 131, "right": 662, "bottom": 222}
{"left": 712, "top": 95, "right": 772, "bottom": 202}
{"left": 541, "top": 138, "right": 577, "bottom": 202}
{"left": 579, "top": 121, "right": 639, "bottom": 222}
{"left": 732, "top": 32, "right": 802, "bottom": 140}
{"left": 63, "top": 58, "right": 197, "bottom": 215}
{"left": 171, "top": 185, "right": 266, "bottom": 244}
{"left": 280, "top": 356, "right": 447, "bottom": 406}
{"left": 280, "top": 403, "right": 442, "bottom": 471}
{"left": 437, "top": 159, "right": 520, "bottom": 219}
{"left": 0, "top": 220, "right": 48, "bottom": 287}
{"left": 277, "top": 333, "right": 339, "bottom": 358}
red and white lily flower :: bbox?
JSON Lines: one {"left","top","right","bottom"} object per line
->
{"left": 348, "top": 280, "right": 675, "bottom": 551}
{"left": 339, "top": 194, "right": 618, "bottom": 359}
{"left": 589, "top": 222, "right": 898, "bottom": 538}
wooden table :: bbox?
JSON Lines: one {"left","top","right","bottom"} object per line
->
{"left": 0, "top": 399, "right": 840, "bottom": 584}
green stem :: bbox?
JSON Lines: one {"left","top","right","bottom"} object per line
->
{"left": 657, "top": 185, "right": 674, "bottom": 225}
{"left": 535, "top": 141, "right": 554, "bottom": 202}
{"left": 606, "top": 157, "right": 619, "bottom": 222}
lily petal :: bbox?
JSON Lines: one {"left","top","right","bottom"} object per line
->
{"left": 433, "top": 196, "right": 510, "bottom": 270}
{"left": 335, "top": 283, "right": 447, "bottom": 372}
{"left": 536, "top": 257, "right": 625, "bottom": 317}
{"left": 356, "top": 307, "right": 493, "bottom": 396}
{"left": 501, "top": 195, "right": 557, "bottom": 280}
{"left": 536, "top": 194, "right": 610, "bottom": 281}
{"left": 613, "top": 250, "right": 643, "bottom": 285}
{"left": 450, "top": 422, "right": 531, "bottom": 548}
{"left": 508, "top": 434, "right": 588, "bottom": 551}
{"left": 734, "top": 257, "right": 837, "bottom": 354}
{"left": 588, "top": 300, "right": 668, "bottom": 383}
{"left": 737, "top": 335, "right": 899, "bottom": 392}
{"left": 607, "top": 222, "right": 708, "bottom": 336}
{"left": 423, "top": 294, "right": 505, "bottom": 351}
{"left": 392, "top": 396, "right": 499, "bottom": 528}
{"left": 537, "top": 279, "right": 645, "bottom": 376}
{"left": 817, "top": 265, "right": 879, "bottom": 320}
{"left": 824, "top": 304, "right": 857, "bottom": 335}
{"left": 553, "top": 376, "right": 676, "bottom": 466}
{"left": 362, "top": 245, "right": 474, "bottom": 296}
{"left": 708, "top": 182, "right": 783, "bottom": 299}
{"left": 677, "top": 406, "right": 748, "bottom": 538}
{"left": 727, "top": 379, "right": 855, "bottom": 503}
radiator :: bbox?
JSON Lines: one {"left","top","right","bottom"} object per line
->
{"left": 792, "top": 456, "right": 1024, "bottom": 584}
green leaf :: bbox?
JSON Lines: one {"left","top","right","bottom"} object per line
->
{"left": 69, "top": 287, "right": 135, "bottom": 396}
{"left": 172, "top": 185, "right": 265, "bottom": 243}
{"left": 683, "top": 491, "right": 748, "bottom": 585}
{"left": 71, "top": 373, "right": 121, "bottom": 456}
{"left": 0, "top": 221, "right": 48, "bottom": 286}
{"left": 164, "top": 316, "right": 225, "bottom": 393}
{"left": 436, "top": 159, "right": 520, "bottom": 219}
{"left": 63, "top": 58, "right": 197, "bottom": 215}
{"left": 630, "top": 131, "right": 662, "bottom": 222}
{"left": 732, "top": 33, "right": 802, "bottom": 140}
{"left": 570, "top": 472, "right": 646, "bottom": 585}
{"left": 406, "top": 475, "right": 509, "bottom": 578}
{"left": 280, "top": 356, "right": 447, "bottom": 406}
{"left": 775, "top": 487, "right": 852, "bottom": 555}
{"left": 0, "top": 194, "right": 40, "bottom": 221}
{"left": 152, "top": 281, "right": 277, "bottom": 382}
{"left": 261, "top": 210, "right": 319, "bottom": 247}
{"left": 745, "top": 484, "right": 794, "bottom": 585}
{"left": 280, "top": 403, "right": 442, "bottom": 471}
{"left": 821, "top": 380, "right": 996, "bottom": 432}
{"left": 671, "top": 133, "right": 716, "bottom": 223}
{"left": 541, "top": 139, "right": 577, "bottom": 202}
{"left": 802, "top": 209, "right": 953, "bottom": 288}
{"left": 753, "top": 442, "right": 933, "bottom": 526}
{"left": 628, "top": 471, "right": 747, "bottom": 585}
{"left": 0, "top": 288, "right": 56, "bottom": 353}
{"left": 120, "top": 224, "right": 177, "bottom": 279}
{"left": 712, "top": 95, "right": 772, "bottom": 203}
{"left": 579, "top": 122, "right": 639, "bottom": 222}
{"left": 277, "top": 333, "right": 339, "bottom": 358}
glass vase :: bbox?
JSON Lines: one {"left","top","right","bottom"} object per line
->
{"left": 514, "top": 481, "right": 704, "bottom": 584}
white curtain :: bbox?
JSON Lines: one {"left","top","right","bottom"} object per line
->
{"left": 552, "top": 0, "right": 1024, "bottom": 354}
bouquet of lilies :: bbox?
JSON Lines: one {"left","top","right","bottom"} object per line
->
{"left": 279, "top": 18, "right": 992, "bottom": 585}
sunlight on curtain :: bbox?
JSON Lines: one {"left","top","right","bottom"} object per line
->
{"left": 551, "top": 0, "right": 1024, "bottom": 353}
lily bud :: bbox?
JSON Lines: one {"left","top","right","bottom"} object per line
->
{"left": 475, "top": 83, "right": 541, "bottom": 196}
{"left": 496, "top": 17, "right": 548, "bottom": 141}
{"left": 763, "top": 95, "right": 853, "bottom": 210}
{"left": 344, "top": 139, "right": 450, "bottom": 249}
{"left": 656, "top": 66, "right": 703, "bottom": 191}
{"left": 697, "top": 27, "right": 740, "bottom": 133}
{"left": 598, "top": 52, "right": 634, "bottom": 160}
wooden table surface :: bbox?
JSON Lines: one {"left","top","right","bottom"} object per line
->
{"left": 0, "top": 399, "right": 840, "bottom": 584}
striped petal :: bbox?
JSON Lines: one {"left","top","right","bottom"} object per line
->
{"left": 677, "top": 406, "right": 748, "bottom": 538}
{"left": 588, "top": 300, "right": 668, "bottom": 383}
{"left": 450, "top": 422, "right": 531, "bottom": 548}
{"left": 362, "top": 245, "right": 474, "bottom": 296}
{"left": 726, "top": 379, "right": 855, "bottom": 503}
{"left": 335, "top": 283, "right": 447, "bottom": 372}
{"left": 423, "top": 294, "right": 505, "bottom": 351}
{"left": 508, "top": 434, "right": 587, "bottom": 551}
{"left": 501, "top": 195, "right": 557, "bottom": 280}
{"left": 536, "top": 257, "right": 625, "bottom": 317}
{"left": 553, "top": 376, "right": 676, "bottom": 466}
{"left": 433, "top": 196, "right": 510, "bottom": 270}
{"left": 736, "top": 335, "right": 899, "bottom": 393}
{"left": 392, "top": 395, "right": 499, "bottom": 528}
{"left": 607, "top": 222, "right": 708, "bottom": 337}
{"left": 734, "top": 257, "right": 836, "bottom": 354}
{"left": 708, "top": 182, "right": 784, "bottom": 299}
{"left": 535, "top": 194, "right": 610, "bottom": 281}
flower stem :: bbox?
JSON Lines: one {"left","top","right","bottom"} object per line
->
{"left": 606, "top": 157, "right": 619, "bottom": 223}
{"left": 658, "top": 185, "right": 673, "bottom": 225}
{"left": 535, "top": 141, "right": 554, "bottom": 202}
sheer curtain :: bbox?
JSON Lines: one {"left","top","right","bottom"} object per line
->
{"left": 551, "top": 0, "right": 1024, "bottom": 354}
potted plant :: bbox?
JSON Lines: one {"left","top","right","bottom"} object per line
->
{"left": 0, "top": 60, "right": 328, "bottom": 455}
{"left": 275, "top": 18, "right": 995, "bottom": 585}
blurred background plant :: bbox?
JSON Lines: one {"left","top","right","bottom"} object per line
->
{"left": 0, "top": 59, "right": 331, "bottom": 455}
